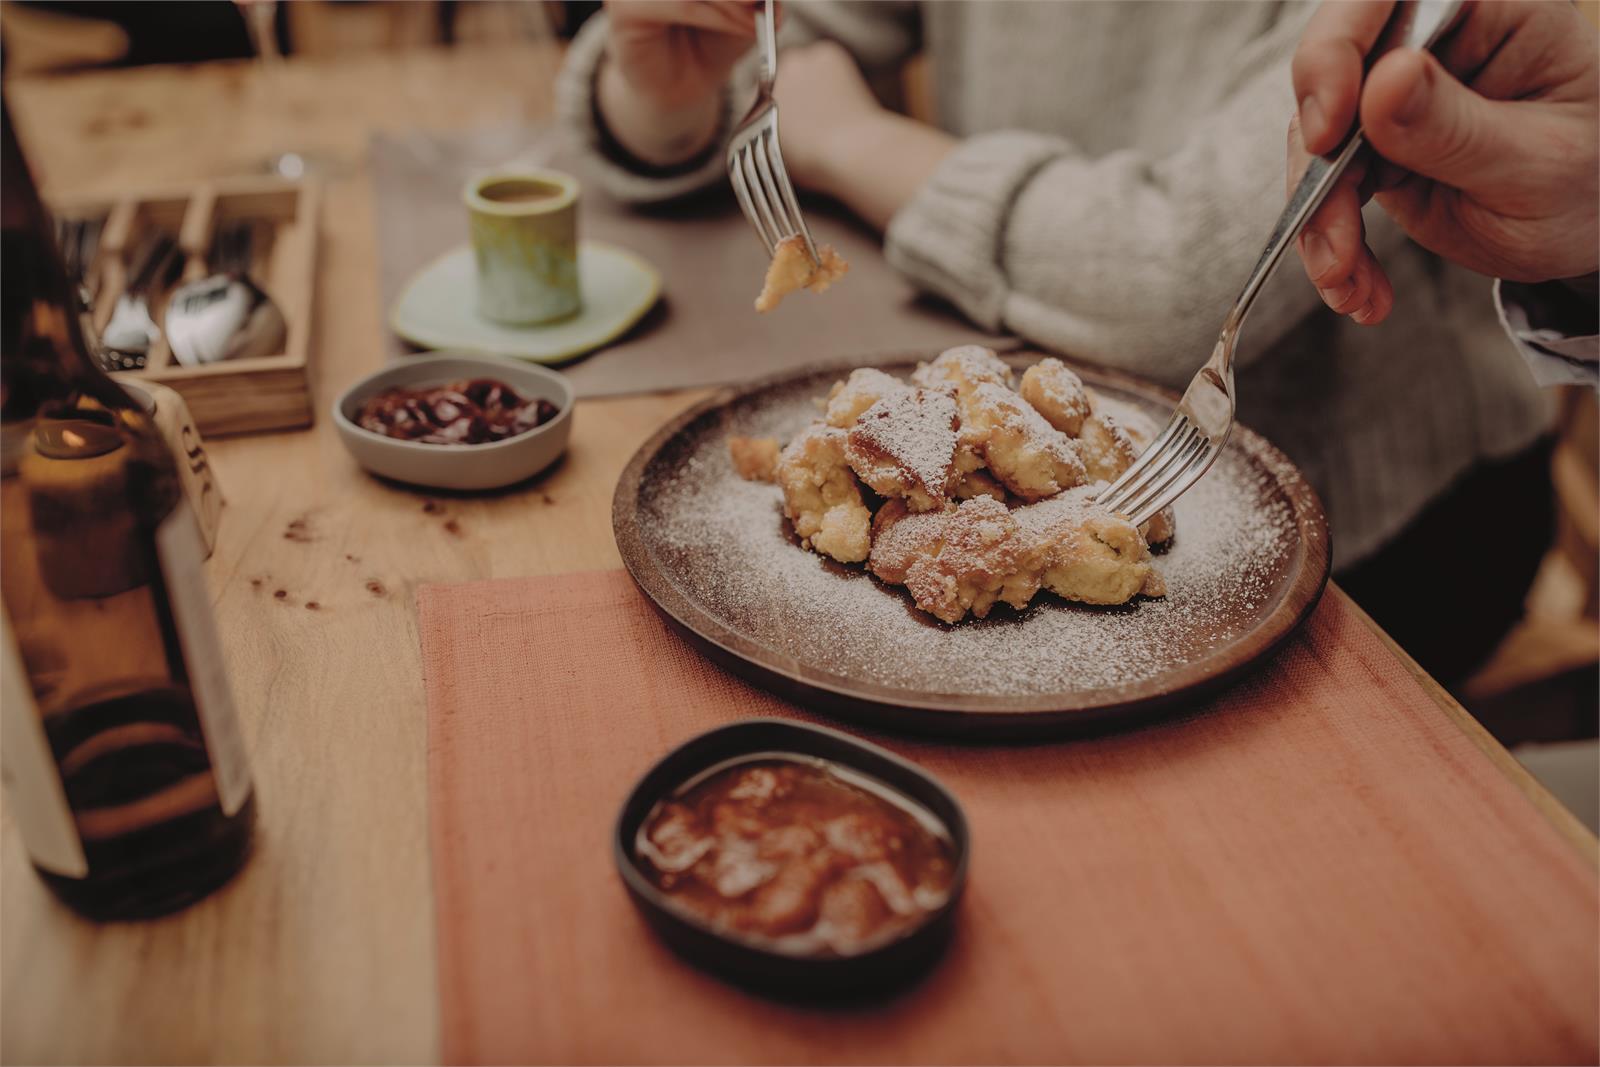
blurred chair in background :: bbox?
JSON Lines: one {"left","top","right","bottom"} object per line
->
{"left": 0, "top": 3, "right": 129, "bottom": 73}
{"left": 1466, "top": 387, "right": 1599, "bottom": 747}
{"left": 0, "top": 0, "right": 583, "bottom": 73}
{"left": 2, "top": 0, "right": 254, "bottom": 69}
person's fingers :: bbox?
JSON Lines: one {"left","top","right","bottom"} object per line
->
{"left": 689, "top": 1, "right": 760, "bottom": 35}
{"left": 1301, "top": 190, "right": 1391, "bottom": 322}
{"left": 1361, "top": 49, "right": 1540, "bottom": 192}
{"left": 1350, "top": 258, "right": 1395, "bottom": 325}
{"left": 1431, "top": 0, "right": 1516, "bottom": 80}
{"left": 1370, "top": 170, "right": 1496, "bottom": 277}
{"left": 1285, "top": 112, "right": 1311, "bottom": 195}
{"left": 1431, "top": 0, "right": 1574, "bottom": 99}
{"left": 1294, "top": 147, "right": 1390, "bottom": 318}
{"left": 1321, "top": 247, "right": 1379, "bottom": 315}
{"left": 1292, "top": 0, "right": 1393, "bottom": 154}
{"left": 1289, "top": 111, "right": 1379, "bottom": 310}
{"left": 613, "top": 0, "right": 756, "bottom": 35}
{"left": 1371, "top": 157, "right": 1408, "bottom": 193}
{"left": 1296, "top": 164, "right": 1371, "bottom": 300}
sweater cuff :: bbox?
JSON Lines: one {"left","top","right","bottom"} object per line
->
{"left": 1494, "top": 277, "right": 1600, "bottom": 390}
{"left": 884, "top": 130, "right": 1068, "bottom": 330}
{"left": 554, "top": 13, "right": 738, "bottom": 204}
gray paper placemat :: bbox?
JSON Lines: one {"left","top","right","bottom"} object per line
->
{"left": 370, "top": 124, "right": 1009, "bottom": 398}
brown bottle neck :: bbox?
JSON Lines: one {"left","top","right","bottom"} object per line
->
{"left": 1, "top": 98, "right": 131, "bottom": 413}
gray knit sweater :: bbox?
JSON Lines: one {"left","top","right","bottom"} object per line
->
{"left": 557, "top": 0, "right": 1552, "bottom": 568}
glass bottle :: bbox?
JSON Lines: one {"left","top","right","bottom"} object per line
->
{"left": 0, "top": 99, "right": 256, "bottom": 919}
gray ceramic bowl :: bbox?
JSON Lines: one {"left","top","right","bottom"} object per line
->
{"left": 332, "top": 352, "right": 574, "bottom": 491}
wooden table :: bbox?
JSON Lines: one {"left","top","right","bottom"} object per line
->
{"left": 2, "top": 48, "right": 1595, "bottom": 1066}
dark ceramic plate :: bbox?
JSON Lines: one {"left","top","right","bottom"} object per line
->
{"left": 613, "top": 354, "right": 1330, "bottom": 738}
{"left": 613, "top": 719, "right": 969, "bottom": 999}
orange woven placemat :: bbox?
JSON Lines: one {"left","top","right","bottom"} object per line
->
{"left": 420, "top": 569, "right": 1598, "bottom": 1065}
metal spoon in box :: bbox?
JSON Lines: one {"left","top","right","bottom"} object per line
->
{"left": 101, "top": 232, "right": 179, "bottom": 371}
{"left": 166, "top": 222, "right": 287, "bottom": 367}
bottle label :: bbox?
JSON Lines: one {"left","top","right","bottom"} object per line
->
{"left": 0, "top": 613, "right": 88, "bottom": 877}
{"left": 154, "top": 503, "right": 252, "bottom": 816}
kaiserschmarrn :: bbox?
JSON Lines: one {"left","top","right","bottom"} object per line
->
{"left": 730, "top": 347, "right": 1176, "bottom": 622}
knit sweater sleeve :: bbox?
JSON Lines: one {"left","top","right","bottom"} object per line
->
{"left": 883, "top": 17, "right": 1394, "bottom": 391}
{"left": 555, "top": 2, "right": 920, "bottom": 205}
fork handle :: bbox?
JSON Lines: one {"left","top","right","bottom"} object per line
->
{"left": 1230, "top": 130, "right": 1365, "bottom": 332}
{"left": 756, "top": 1, "right": 777, "bottom": 90}
{"left": 128, "top": 233, "right": 176, "bottom": 295}
{"left": 1227, "top": 0, "right": 1463, "bottom": 333}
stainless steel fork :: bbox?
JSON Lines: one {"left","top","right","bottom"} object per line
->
{"left": 725, "top": 0, "right": 820, "bottom": 266}
{"left": 1096, "top": 0, "right": 1462, "bottom": 528}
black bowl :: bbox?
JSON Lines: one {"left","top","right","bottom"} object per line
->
{"left": 613, "top": 718, "right": 970, "bottom": 1001}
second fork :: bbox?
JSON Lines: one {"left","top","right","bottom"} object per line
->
{"left": 725, "top": 0, "right": 820, "bottom": 266}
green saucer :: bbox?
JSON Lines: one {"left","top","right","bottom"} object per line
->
{"left": 390, "top": 242, "right": 660, "bottom": 364}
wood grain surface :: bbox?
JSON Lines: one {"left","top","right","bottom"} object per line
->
{"left": 2, "top": 48, "right": 698, "bottom": 1066}
{"left": 0, "top": 47, "right": 1594, "bottom": 1066}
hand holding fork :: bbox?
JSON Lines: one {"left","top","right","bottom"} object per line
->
{"left": 725, "top": 0, "right": 820, "bottom": 267}
{"left": 1096, "top": 1, "right": 1463, "bottom": 527}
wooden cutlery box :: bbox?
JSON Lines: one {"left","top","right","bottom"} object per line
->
{"left": 51, "top": 176, "right": 321, "bottom": 436}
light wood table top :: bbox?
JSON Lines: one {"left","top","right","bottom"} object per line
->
{"left": 2, "top": 47, "right": 1594, "bottom": 1066}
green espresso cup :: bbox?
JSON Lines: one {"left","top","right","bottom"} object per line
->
{"left": 465, "top": 169, "right": 581, "bottom": 325}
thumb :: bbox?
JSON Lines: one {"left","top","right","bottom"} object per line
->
{"left": 1360, "top": 49, "right": 1523, "bottom": 191}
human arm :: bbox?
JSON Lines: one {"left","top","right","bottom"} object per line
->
{"left": 855, "top": 13, "right": 1360, "bottom": 389}
{"left": 767, "top": 40, "right": 954, "bottom": 232}
{"left": 555, "top": 0, "right": 921, "bottom": 203}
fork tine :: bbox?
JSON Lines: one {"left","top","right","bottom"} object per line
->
{"left": 1113, "top": 435, "right": 1203, "bottom": 518}
{"left": 740, "top": 146, "right": 785, "bottom": 252}
{"left": 727, "top": 146, "right": 773, "bottom": 255}
{"left": 1129, "top": 445, "right": 1220, "bottom": 528}
{"left": 751, "top": 134, "right": 793, "bottom": 235}
{"left": 1118, "top": 430, "right": 1209, "bottom": 519}
{"left": 1116, "top": 424, "right": 1204, "bottom": 510}
{"left": 1097, "top": 414, "right": 1184, "bottom": 507}
{"left": 1098, "top": 418, "right": 1194, "bottom": 513}
{"left": 759, "top": 127, "right": 821, "bottom": 264}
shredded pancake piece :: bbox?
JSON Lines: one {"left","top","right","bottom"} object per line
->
{"left": 1078, "top": 392, "right": 1175, "bottom": 546}
{"left": 869, "top": 488, "right": 1164, "bottom": 622}
{"left": 910, "top": 345, "right": 1014, "bottom": 396}
{"left": 1020, "top": 358, "right": 1091, "bottom": 437}
{"left": 958, "top": 382, "right": 1086, "bottom": 501}
{"left": 1012, "top": 487, "right": 1167, "bottom": 605}
{"left": 869, "top": 496, "right": 1029, "bottom": 624}
{"left": 728, "top": 436, "right": 782, "bottom": 482}
{"left": 845, "top": 388, "right": 960, "bottom": 512}
{"left": 1116, "top": 403, "right": 1176, "bottom": 545}
{"left": 822, "top": 368, "right": 912, "bottom": 428}
{"left": 947, "top": 442, "right": 1006, "bottom": 503}
{"left": 1077, "top": 408, "right": 1140, "bottom": 485}
{"left": 774, "top": 425, "right": 872, "bottom": 563}
{"left": 759, "top": 349, "right": 1175, "bottom": 619}
{"left": 755, "top": 236, "right": 850, "bottom": 313}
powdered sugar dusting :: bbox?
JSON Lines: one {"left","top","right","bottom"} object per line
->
{"left": 1010, "top": 484, "right": 1099, "bottom": 542}
{"left": 911, "top": 346, "right": 1015, "bottom": 393}
{"left": 971, "top": 383, "right": 1079, "bottom": 467}
{"left": 848, "top": 389, "right": 958, "bottom": 496}
{"left": 1020, "top": 358, "right": 1091, "bottom": 434}
{"left": 634, "top": 367, "right": 1303, "bottom": 701}
{"left": 823, "top": 368, "right": 910, "bottom": 428}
